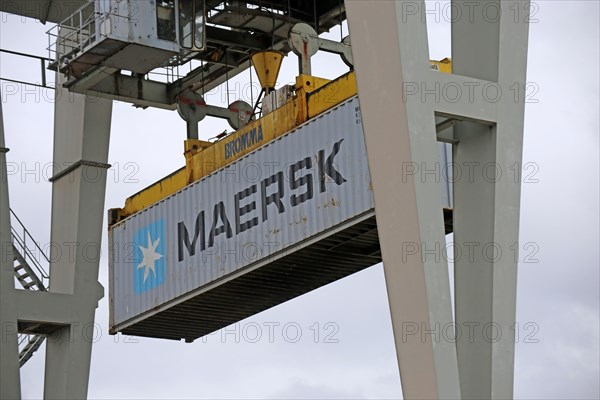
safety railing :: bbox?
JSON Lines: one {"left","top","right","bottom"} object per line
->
{"left": 46, "top": 1, "right": 132, "bottom": 72}
{"left": 10, "top": 208, "right": 50, "bottom": 290}
{"left": 47, "top": 1, "right": 99, "bottom": 70}
{"left": 18, "top": 334, "right": 45, "bottom": 367}
{"left": 10, "top": 208, "right": 50, "bottom": 367}
{"left": 0, "top": 49, "right": 54, "bottom": 89}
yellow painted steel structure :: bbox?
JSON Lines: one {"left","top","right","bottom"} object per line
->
{"left": 430, "top": 57, "right": 452, "bottom": 73}
{"left": 109, "top": 59, "right": 451, "bottom": 226}
{"left": 251, "top": 50, "right": 285, "bottom": 91}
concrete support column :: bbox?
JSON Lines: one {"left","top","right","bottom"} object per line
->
{"left": 453, "top": 121, "right": 497, "bottom": 398}
{"left": 347, "top": 0, "right": 528, "bottom": 398}
{"left": 346, "top": 2, "right": 460, "bottom": 399}
{"left": 452, "top": 1, "right": 529, "bottom": 398}
{"left": 43, "top": 74, "right": 112, "bottom": 399}
{"left": 0, "top": 90, "right": 22, "bottom": 400}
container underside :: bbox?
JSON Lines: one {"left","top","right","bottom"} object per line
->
{"left": 115, "top": 210, "right": 452, "bottom": 342}
{"left": 118, "top": 213, "right": 380, "bottom": 341}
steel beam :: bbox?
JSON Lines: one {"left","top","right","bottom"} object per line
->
{"left": 0, "top": 0, "right": 87, "bottom": 24}
{"left": 205, "top": 25, "right": 271, "bottom": 50}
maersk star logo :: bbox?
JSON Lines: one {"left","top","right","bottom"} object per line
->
{"left": 138, "top": 231, "right": 163, "bottom": 281}
{"left": 133, "top": 220, "right": 166, "bottom": 293}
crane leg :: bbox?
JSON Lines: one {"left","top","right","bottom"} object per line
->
{"left": 346, "top": 2, "right": 460, "bottom": 398}
{"left": 452, "top": 1, "right": 529, "bottom": 398}
{"left": 1, "top": 88, "right": 22, "bottom": 400}
{"left": 347, "top": 1, "right": 529, "bottom": 398}
{"left": 43, "top": 74, "right": 112, "bottom": 400}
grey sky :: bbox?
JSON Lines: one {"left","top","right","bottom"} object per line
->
{"left": 1, "top": 1, "right": 598, "bottom": 399}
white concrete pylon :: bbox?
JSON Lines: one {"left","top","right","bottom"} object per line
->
{"left": 0, "top": 71, "right": 111, "bottom": 400}
{"left": 451, "top": 1, "right": 530, "bottom": 398}
{"left": 346, "top": 0, "right": 529, "bottom": 399}
{"left": 42, "top": 71, "right": 112, "bottom": 399}
{"left": 0, "top": 88, "right": 22, "bottom": 400}
{"left": 346, "top": 2, "right": 461, "bottom": 398}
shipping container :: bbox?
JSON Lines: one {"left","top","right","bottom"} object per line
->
{"left": 109, "top": 96, "right": 452, "bottom": 341}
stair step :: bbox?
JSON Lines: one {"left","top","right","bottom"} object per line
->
{"left": 19, "top": 335, "right": 45, "bottom": 367}
{"left": 11, "top": 209, "right": 50, "bottom": 368}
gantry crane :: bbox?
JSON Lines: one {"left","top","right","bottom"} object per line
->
{"left": 1, "top": 1, "right": 530, "bottom": 399}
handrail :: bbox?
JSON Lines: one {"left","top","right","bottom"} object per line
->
{"left": 0, "top": 49, "right": 54, "bottom": 89}
{"left": 9, "top": 208, "right": 50, "bottom": 283}
{"left": 18, "top": 334, "right": 45, "bottom": 367}
{"left": 46, "top": 0, "right": 133, "bottom": 69}
{"left": 10, "top": 208, "right": 49, "bottom": 367}
{"left": 46, "top": 1, "right": 102, "bottom": 68}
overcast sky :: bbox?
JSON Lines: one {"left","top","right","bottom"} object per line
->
{"left": 1, "top": 1, "right": 599, "bottom": 399}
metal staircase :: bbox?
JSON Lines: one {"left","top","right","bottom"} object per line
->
{"left": 9, "top": 208, "right": 50, "bottom": 367}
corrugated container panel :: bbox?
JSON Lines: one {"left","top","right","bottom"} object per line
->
{"left": 110, "top": 96, "right": 374, "bottom": 331}
{"left": 109, "top": 96, "right": 453, "bottom": 339}
{"left": 119, "top": 213, "right": 381, "bottom": 341}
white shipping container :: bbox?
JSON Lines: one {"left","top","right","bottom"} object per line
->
{"left": 109, "top": 97, "right": 452, "bottom": 340}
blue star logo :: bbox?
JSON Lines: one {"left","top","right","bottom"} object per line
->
{"left": 132, "top": 220, "right": 166, "bottom": 293}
